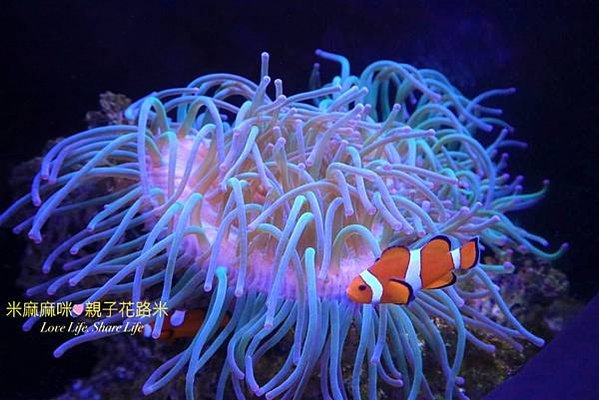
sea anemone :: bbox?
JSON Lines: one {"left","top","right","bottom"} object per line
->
{"left": 1, "top": 50, "right": 567, "bottom": 399}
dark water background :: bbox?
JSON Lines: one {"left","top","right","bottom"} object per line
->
{"left": 0, "top": 1, "right": 597, "bottom": 398}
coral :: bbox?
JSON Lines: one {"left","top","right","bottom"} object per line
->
{"left": 1, "top": 50, "right": 567, "bottom": 399}
{"left": 473, "top": 252, "right": 581, "bottom": 334}
{"left": 85, "top": 92, "right": 132, "bottom": 128}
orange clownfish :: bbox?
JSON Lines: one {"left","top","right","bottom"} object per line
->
{"left": 143, "top": 309, "right": 229, "bottom": 341}
{"left": 143, "top": 309, "right": 207, "bottom": 340}
{"left": 346, "top": 235, "right": 480, "bottom": 305}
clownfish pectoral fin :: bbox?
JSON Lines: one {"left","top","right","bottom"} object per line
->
{"left": 425, "top": 272, "right": 457, "bottom": 289}
{"left": 460, "top": 237, "right": 480, "bottom": 270}
{"left": 387, "top": 279, "right": 415, "bottom": 304}
{"left": 425, "top": 235, "right": 452, "bottom": 253}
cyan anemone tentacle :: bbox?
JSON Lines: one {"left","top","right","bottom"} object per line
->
{"left": 1, "top": 50, "right": 567, "bottom": 399}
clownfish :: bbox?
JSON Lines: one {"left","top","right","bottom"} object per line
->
{"left": 346, "top": 235, "right": 480, "bottom": 305}
{"left": 143, "top": 309, "right": 230, "bottom": 341}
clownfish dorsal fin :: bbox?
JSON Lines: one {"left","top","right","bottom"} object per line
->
{"left": 378, "top": 246, "right": 410, "bottom": 270}
{"left": 380, "top": 245, "right": 410, "bottom": 261}
{"left": 424, "top": 235, "right": 452, "bottom": 253}
{"left": 425, "top": 271, "right": 457, "bottom": 289}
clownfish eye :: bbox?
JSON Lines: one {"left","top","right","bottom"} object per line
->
{"left": 358, "top": 285, "right": 367, "bottom": 291}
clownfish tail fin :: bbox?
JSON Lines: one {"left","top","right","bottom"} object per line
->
{"left": 460, "top": 237, "right": 480, "bottom": 270}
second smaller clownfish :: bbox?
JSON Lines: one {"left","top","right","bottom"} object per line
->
{"left": 143, "top": 309, "right": 230, "bottom": 341}
{"left": 346, "top": 235, "right": 480, "bottom": 305}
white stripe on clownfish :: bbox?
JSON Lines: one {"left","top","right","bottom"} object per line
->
{"left": 404, "top": 249, "right": 422, "bottom": 291}
{"left": 450, "top": 248, "right": 461, "bottom": 270}
{"left": 360, "top": 269, "right": 383, "bottom": 304}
